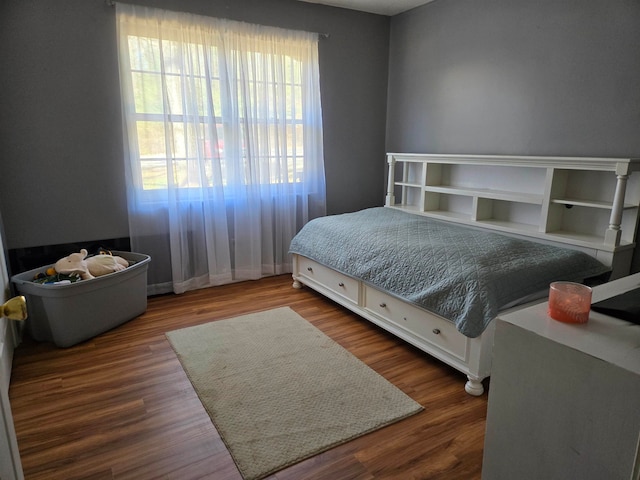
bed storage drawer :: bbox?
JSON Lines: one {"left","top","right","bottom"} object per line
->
{"left": 363, "top": 286, "right": 468, "bottom": 361}
{"left": 296, "top": 257, "right": 359, "bottom": 304}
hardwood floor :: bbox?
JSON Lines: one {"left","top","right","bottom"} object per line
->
{"left": 9, "top": 274, "right": 488, "bottom": 479}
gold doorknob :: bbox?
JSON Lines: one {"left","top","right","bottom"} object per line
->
{"left": 1, "top": 296, "right": 27, "bottom": 321}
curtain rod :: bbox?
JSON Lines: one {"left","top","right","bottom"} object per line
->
{"left": 105, "top": 0, "right": 330, "bottom": 38}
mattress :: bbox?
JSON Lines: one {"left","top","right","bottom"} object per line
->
{"left": 289, "top": 207, "right": 610, "bottom": 337}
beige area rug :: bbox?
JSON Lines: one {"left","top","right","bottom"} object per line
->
{"left": 166, "top": 306, "right": 423, "bottom": 480}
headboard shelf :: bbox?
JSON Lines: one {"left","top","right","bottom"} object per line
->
{"left": 423, "top": 186, "right": 545, "bottom": 205}
{"left": 550, "top": 198, "right": 637, "bottom": 210}
{"left": 386, "top": 153, "right": 640, "bottom": 278}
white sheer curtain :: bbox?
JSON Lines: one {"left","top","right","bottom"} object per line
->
{"left": 116, "top": 4, "right": 326, "bottom": 294}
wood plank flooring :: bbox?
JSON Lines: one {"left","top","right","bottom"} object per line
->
{"left": 9, "top": 274, "right": 488, "bottom": 479}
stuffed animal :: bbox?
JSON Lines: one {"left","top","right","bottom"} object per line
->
{"left": 54, "top": 249, "right": 129, "bottom": 280}
{"left": 54, "top": 249, "right": 92, "bottom": 280}
{"left": 86, "top": 252, "right": 129, "bottom": 277}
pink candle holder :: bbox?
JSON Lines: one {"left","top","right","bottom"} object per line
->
{"left": 548, "top": 281, "right": 592, "bottom": 324}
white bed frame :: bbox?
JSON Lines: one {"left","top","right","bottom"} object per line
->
{"left": 292, "top": 153, "right": 640, "bottom": 395}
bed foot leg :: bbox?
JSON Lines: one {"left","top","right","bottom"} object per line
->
{"left": 465, "top": 376, "right": 484, "bottom": 396}
{"left": 292, "top": 278, "right": 302, "bottom": 289}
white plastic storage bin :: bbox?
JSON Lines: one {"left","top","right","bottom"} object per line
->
{"left": 11, "top": 251, "right": 150, "bottom": 348}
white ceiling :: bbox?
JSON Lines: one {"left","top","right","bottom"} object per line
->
{"left": 295, "top": 0, "right": 434, "bottom": 16}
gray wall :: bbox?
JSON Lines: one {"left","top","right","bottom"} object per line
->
{"left": 4, "top": 0, "right": 640, "bottom": 271}
{"left": 387, "top": 0, "right": 640, "bottom": 156}
{"left": 0, "top": 0, "right": 389, "bottom": 251}
{"left": 387, "top": 0, "right": 640, "bottom": 271}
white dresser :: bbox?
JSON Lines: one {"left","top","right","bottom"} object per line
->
{"left": 482, "top": 273, "right": 640, "bottom": 480}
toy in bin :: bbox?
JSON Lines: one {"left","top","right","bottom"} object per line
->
{"left": 33, "top": 249, "right": 130, "bottom": 284}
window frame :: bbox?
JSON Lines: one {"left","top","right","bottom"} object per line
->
{"left": 124, "top": 32, "right": 309, "bottom": 195}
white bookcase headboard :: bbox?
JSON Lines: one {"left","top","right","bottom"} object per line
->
{"left": 385, "top": 153, "right": 640, "bottom": 279}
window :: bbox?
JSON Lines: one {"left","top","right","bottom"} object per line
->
{"left": 118, "top": 10, "right": 321, "bottom": 192}
{"left": 116, "top": 4, "right": 326, "bottom": 294}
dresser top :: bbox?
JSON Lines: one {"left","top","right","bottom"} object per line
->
{"left": 497, "top": 273, "right": 640, "bottom": 375}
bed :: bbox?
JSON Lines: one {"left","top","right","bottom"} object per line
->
{"left": 289, "top": 153, "right": 640, "bottom": 395}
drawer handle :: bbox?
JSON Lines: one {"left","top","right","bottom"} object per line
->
{"left": 379, "top": 302, "right": 387, "bottom": 308}
{"left": 432, "top": 328, "right": 441, "bottom": 335}
{"left": 338, "top": 282, "right": 345, "bottom": 287}
{"left": 307, "top": 267, "right": 313, "bottom": 272}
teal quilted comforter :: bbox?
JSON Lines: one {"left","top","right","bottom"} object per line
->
{"left": 289, "top": 207, "right": 610, "bottom": 337}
